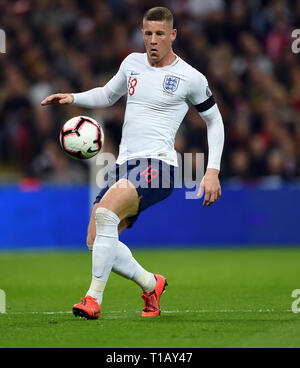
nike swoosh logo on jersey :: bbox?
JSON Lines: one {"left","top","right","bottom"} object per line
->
{"left": 130, "top": 72, "right": 140, "bottom": 75}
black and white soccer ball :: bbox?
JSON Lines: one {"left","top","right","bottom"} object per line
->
{"left": 59, "top": 116, "right": 104, "bottom": 160}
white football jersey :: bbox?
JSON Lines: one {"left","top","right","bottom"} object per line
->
{"left": 105, "top": 52, "right": 216, "bottom": 167}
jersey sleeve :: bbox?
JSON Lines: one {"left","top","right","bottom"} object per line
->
{"left": 187, "top": 69, "right": 224, "bottom": 171}
{"left": 187, "top": 70, "right": 216, "bottom": 117}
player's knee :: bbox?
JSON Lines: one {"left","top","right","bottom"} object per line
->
{"left": 97, "top": 196, "right": 119, "bottom": 217}
{"left": 98, "top": 180, "right": 138, "bottom": 218}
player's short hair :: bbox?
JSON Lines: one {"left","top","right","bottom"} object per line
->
{"left": 143, "top": 7, "right": 174, "bottom": 28}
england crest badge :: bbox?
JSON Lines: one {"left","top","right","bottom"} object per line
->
{"left": 163, "top": 75, "right": 180, "bottom": 93}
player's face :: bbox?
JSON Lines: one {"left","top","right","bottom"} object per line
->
{"left": 142, "top": 20, "right": 177, "bottom": 66}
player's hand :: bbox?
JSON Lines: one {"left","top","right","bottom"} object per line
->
{"left": 197, "top": 168, "right": 221, "bottom": 207}
{"left": 41, "top": 93, "right": 74, "bottom": 106}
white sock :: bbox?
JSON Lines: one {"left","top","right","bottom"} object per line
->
{"left": 112, "top": 241, "right": 156, "bottom": 293}
{"left": 86, "top": 207, "right": 120, "bottom": 305}
{"left": 86, "top": 279, "right": 106, "bottom": 304}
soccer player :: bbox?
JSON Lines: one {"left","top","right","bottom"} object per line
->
{"left": 41, "top": 7, "right": 224, "bottom": 319}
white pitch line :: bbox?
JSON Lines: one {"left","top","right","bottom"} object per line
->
{"left": 1, "top": 309, "right": 294, "bottom": 315}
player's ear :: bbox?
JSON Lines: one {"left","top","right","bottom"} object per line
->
{"left": 171, "top": 28, "right": 177, "bottom": 42}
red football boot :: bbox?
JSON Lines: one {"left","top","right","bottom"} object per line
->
{"left": 141, "top": 274, "right": 168, "bottom": 317}
{"left": 72, "top": 296, "right": 101, "bottom": 320}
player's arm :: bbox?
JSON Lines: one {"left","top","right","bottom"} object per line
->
{"left": 41, "top": 60, "right": 128, "bottom": 108}
{"left": 188, "top": 72, "right": 224, "bottom": 206}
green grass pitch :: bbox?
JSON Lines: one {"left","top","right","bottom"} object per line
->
{"left": 0, "top": 248, "right": 300, "bottom": 348}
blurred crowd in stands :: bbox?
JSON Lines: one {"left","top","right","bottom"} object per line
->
{"left": 0, "top": 0, "right": 299, "bottom": 184}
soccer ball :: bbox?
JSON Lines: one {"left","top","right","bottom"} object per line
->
{"left": 59, "top": 116, "right": 104, "bottom": 160}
